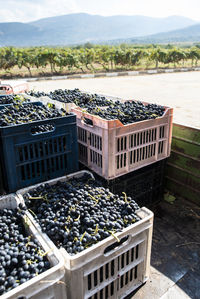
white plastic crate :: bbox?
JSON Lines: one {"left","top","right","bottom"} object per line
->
{"left": 62, "top": 207, "right": 153, "bottom": 299}
{"left": 20, "top": 93, "right": 75, "bottom": 113}
{"left": 38, "top": 95, "right": 77, "bottom": 113}
{"left": 72, "top": 102, "right": 173, "bottom": 179}
{"left": 20, "top": 93, "right": 39, "bottom": 103}
{"left": 16, "top": 171, "right": 153, "bottom": 299}
{"left": 26, "top": 94, "right": 77, "bottom": 113}
{"left": 0, "top": 194, "right": 67, "bottom": 299}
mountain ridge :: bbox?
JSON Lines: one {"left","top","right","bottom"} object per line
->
{"left": 0, "top": 13, "right": 198, "bottom": 46}
{"left": 105, "top": 23, "right": 200, "bottom": 44}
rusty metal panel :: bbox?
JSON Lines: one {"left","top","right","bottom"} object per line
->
{"left": 172, "top": 124, "right": 200, "bottom": 143}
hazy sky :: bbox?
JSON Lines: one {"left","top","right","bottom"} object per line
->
{"left": 1, "top": 0, "right": 200, "bottom": 23}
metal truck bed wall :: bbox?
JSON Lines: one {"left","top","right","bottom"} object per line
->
{"left": 165, "top": 123, "right": 200, "bottom": 206}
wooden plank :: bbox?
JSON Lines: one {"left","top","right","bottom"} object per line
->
{"left": 165, "top": 177, "right": 200, "bottom": 206}
{"left": 172, "top": 124, "right": 200, "bottom": 144}
{"left": 168, "top": 151, "right": 200, "bottom": 177}
{"left": 171, "top": 138, "right": 200, "bottom": 159}
{"left": 166, "top": 124, "right": 200, "bottom": 204}
{"left": 166, "top": 163, "right": 200, "bottom": 191}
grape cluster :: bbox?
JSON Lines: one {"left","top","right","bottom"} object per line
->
{"left": 0, "top": 208, "right": 50, "bottom": 296}
{"left": 23, "top": 174, "right": 140, "bottom": 256}
{"left": 0, "top": 95, "right": 29, "bottom": 105}
{"left": 86, "top": 100, "right": 165, "bottom": 124}
{"left": 28, "top": 88, "right": 112, "bottom": 108}
{"left": 0, "top": 103, "right": 69, "bottom": 127}
{"left": 28, "top": 89, "right": 165, "bottom": 124}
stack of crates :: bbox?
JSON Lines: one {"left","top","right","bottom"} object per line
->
{"left": 33, "top": 93, "right": 173, "bottom": 206}
{"left": 71, "top": 98, "right": 173, "bottom": 206}
{"left": 0, "top": 93, "right": 160, "bottom": 298}
{"left": 72, "top": 103, "right": 173, "bottom": 180}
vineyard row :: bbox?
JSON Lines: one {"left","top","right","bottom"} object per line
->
{"left": 0, "top": 45, "right": 200, "bottom": 77}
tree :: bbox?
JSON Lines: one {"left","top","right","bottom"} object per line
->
{"left": 149, "top": 48, "right": 168, "bottom": 68}
{"left": 186, "top": 47, "right": 200, "bottom": 67}
{"left": 16, "top": 48, "right": 36, "bottom": 77}
{"left": 78, "top": 48, "right": 96, "bottom": 72}
{"left": 96, "top": 46, "right": 112, "bottom": 71}
{"left": 0, "top": 47, "right": 17, "bottom": 73}
{"left": 167, "top": 48, "right": 186, "bottom": 67}
{"left": 131, "top": 50, "right": 144, "bottom": 66}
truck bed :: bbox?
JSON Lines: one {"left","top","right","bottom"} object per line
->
{"left": 128, "top": 197, "right": 200, "bottom": 299}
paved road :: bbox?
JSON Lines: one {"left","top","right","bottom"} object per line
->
{"left": 29, "top": 71, "right": 200, "bottom": 128}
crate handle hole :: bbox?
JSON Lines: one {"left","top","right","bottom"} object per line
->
{"left": 104, "top": 235, "right": 129, "bottom": 255}
{"left": 82, "top": 117, "right": 94, "bottom": 127}
{"left": 30, "top": 124, "right": 55, "bottom": 135}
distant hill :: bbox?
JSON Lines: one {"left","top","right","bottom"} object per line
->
{"left": 105, "top": 23, "right": 200, "bottom": 44}
{"left": 139, "top": 23, "right": 200, "bottom": 43}
{"left": 0, "top": 22, "right": 40, "bottom": 46}
{"left": 0, "top": 13, "right": 198, "bottom": 46}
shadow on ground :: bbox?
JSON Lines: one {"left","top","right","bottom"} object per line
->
{"left": 127, "top": 197, "right": 200, "bottom": 299}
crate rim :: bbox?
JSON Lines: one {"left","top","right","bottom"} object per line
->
{"left": 30, "top": 92, "right": 172, "bottom": 129}
{"left": 16, "top": 170, "right": 95, "bottom": 196}
{"left": 59, "top": 206, "right": 152, "bottom": 261}
{"left": 72, "top": 101, "right": 172, "bottom": 129}
{"left": 16, "top": 170, "right": 153, "bottom": 263}
{"left": 0, "top": 101, "right": 75, "bottom": 130}
{"left": 80, "top": 157, "right": 167, "bottom": 180}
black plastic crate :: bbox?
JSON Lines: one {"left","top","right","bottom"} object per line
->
{"left": 0, "top": 102, "right": 78, "bottom": 192}
{"left": 85, "top": 160, "right": 166, "bottom": 208}
{"left": 0, "top": 159, "right": 4, "bottom": 195}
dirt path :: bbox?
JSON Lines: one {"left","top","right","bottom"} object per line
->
{"left": 29, "top": 71, "right": 200, "bottom": 128}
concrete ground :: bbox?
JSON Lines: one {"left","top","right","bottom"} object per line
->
{"left": 29, "top": 71, "right": 200, "bottom": 128}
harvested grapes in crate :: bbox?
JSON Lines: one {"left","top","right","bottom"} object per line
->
{"left": 0, "top": 102, "right": 78, "bottom": 192}
{"left": 21, "top": 172, "right": 140, "bottom": 255}
{"left": 0, "top": 195, "right": 66, "bottom": 299}
{"left": 17, "top": 171, "right": 154, "bottom": 299}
